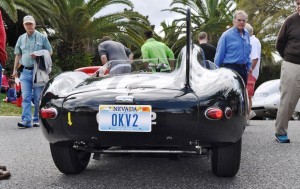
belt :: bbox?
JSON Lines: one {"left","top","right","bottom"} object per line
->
{"left": 24, "top": 67, "right": 34, "bottom": 70}
{"left": 221, "top": 63, "right": 246, "bottom": 68}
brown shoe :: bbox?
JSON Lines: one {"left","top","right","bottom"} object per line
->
{"left": 0, "top": 170, "right": 11, "bottom": 180}
{"left": 0, "top": 166, "right": 7, "bottom": 171}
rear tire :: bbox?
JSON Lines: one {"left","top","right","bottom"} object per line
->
{"left": 211, "top": 138, "right": 242, "bottom": 177}
{"left": 50, "top": 142, "right": 91, "bottom": 174}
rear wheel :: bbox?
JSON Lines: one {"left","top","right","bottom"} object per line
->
{"left": 50, "top": 142, "right": 91, "bottom": 174}
{"left": 211, "top": 138, "right": 242, "bottom": 177}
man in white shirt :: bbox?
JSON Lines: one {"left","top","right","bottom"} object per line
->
{"left": 245, "top": 23, "right": 261, "bottom": 121}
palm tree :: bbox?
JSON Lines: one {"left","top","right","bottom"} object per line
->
{"left": 1, "top": 0, "right": 151, "bottom": 70}
{"left": 45, "top": 0, "right": 152, "bottom": 70}
{"left": 1, "top": 0, "right": 59, "bottom": 46}
{"left": 47, "top": 0, "right": 133, "bottom": 53}
{"left": 166, "top": 0, "right": 236, "bottom": 46}
{"left": 112, "top": 10, "right": 151, "bottom": 58}
{"left": 0, "top": 0, "right": 56, "bottom": 25}
{"left": 159, "top": 20, "right": 185, "bottom": 57}
{"left": 0, "top": 0, "right": 17, "bottom": 22}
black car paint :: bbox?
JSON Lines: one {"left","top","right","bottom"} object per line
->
{"left": 40, "top": 8, "right": 246, "bottom": 177}
{"left": 40, "top": 47, "right": 246, "bottom": 148}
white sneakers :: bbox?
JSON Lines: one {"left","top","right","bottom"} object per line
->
{"left": 33, "top": 121, "right": 40, "bottom": 127}
{"left": 246, "top": 111, "right": 256, "bottom": 126}
{"left": 249, "top": 110, "right": 256, "bottom": 120}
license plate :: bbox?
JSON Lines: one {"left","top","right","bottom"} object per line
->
{"left": 99, "top": 105, "right": 152, "bottom": 132}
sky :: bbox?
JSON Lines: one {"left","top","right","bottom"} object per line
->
{"left": 98, "top": 0, "right": 182, "bottom": 33}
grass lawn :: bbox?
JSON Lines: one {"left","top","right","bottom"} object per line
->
{"left": 0, "top": 92, "right": 22, "bottom": 116}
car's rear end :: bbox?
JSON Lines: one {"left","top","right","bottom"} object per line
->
{"left": 41, "top": 68, "right": 245, "bottom": 147}
{"left": 39, "top": 7, "right": 245, "bottom": 177}
{"left": 40, "top": 71, "right": 199, "bottom": 147}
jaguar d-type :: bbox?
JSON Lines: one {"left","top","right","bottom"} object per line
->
{"left": 39, "top": 8, "right": 247, "bottom": 177}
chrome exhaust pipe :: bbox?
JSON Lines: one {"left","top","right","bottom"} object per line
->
{"left": 94, "top": 149, "right": 200, "bottom": 154}
{"left": 74, "top": 146, "right": 208, "bottom": 155}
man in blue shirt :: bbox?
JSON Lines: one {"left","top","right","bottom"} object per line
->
{"left": 214, "top": 10, "right": 251, "bottom": 85}
{"left": 12, "top": 15, "right": 52, "bottom": 128}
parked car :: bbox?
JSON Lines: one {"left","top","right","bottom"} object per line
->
{"left": 39, "top": 8, "right": 247, "bottom": 177}
{"left": 252, "top": 79, "right": 300, "bottom": 120}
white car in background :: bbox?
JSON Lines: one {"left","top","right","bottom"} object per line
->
{"left": 252, "top": 79, "right": 300, "bottom": 120}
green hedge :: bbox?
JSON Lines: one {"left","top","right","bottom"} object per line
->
{"left": 3, "top": 46, "right": 15, "bottom": 75}
{"left": 55, "top": 52, "right": 92, "bottom": 72}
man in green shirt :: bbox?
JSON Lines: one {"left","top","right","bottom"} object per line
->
{"left": 141, "top": 30, "right": 175, "bottom": 72}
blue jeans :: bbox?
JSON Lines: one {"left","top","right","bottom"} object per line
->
{"left": 220, "top": 63, "right": 248, "bottom": 86}
{"left": 20, "top": 69, "right": 44, "bottom": 123}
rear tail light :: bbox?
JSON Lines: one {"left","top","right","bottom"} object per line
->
{"left": 205, "top": 107, "right": 223, "bottom": 120}
{"left": 40, "top": 108, "right": 58, "bottom": 119}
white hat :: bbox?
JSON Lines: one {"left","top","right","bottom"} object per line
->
{"left": 23, "top": 15, "right": 35, "bottom": 24}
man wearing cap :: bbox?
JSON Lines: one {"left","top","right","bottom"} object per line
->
{"left": 12, "top": 15, "right": 52, "bottom": 128}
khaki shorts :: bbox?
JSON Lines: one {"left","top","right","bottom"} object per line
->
{"left": 247, "top": 74, "right": 256, "bottom": 97}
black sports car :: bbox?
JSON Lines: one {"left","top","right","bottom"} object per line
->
{"left": 39, "top": 9, "right": 247, "bottom": 177}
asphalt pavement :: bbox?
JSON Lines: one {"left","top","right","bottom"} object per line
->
{"left": 1, "top": 116, "right": 300, "bottom": 189}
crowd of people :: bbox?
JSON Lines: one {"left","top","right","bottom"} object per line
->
{"left": 1, "top": 0, "right": 300, "bottom": 180}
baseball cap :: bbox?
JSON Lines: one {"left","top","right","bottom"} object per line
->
{"left": 23, "top": 15, "right": 35, "bottom": 24}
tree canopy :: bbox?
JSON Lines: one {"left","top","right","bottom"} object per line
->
{"left": 0, "top": 0, "right": 297, "bottom": 71}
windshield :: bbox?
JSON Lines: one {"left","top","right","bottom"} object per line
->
{"left": 93, "top": 58, "right": 177, "bottom": 77}
{"left": 90, "top": 45, "right": 217, "bottom": 78}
